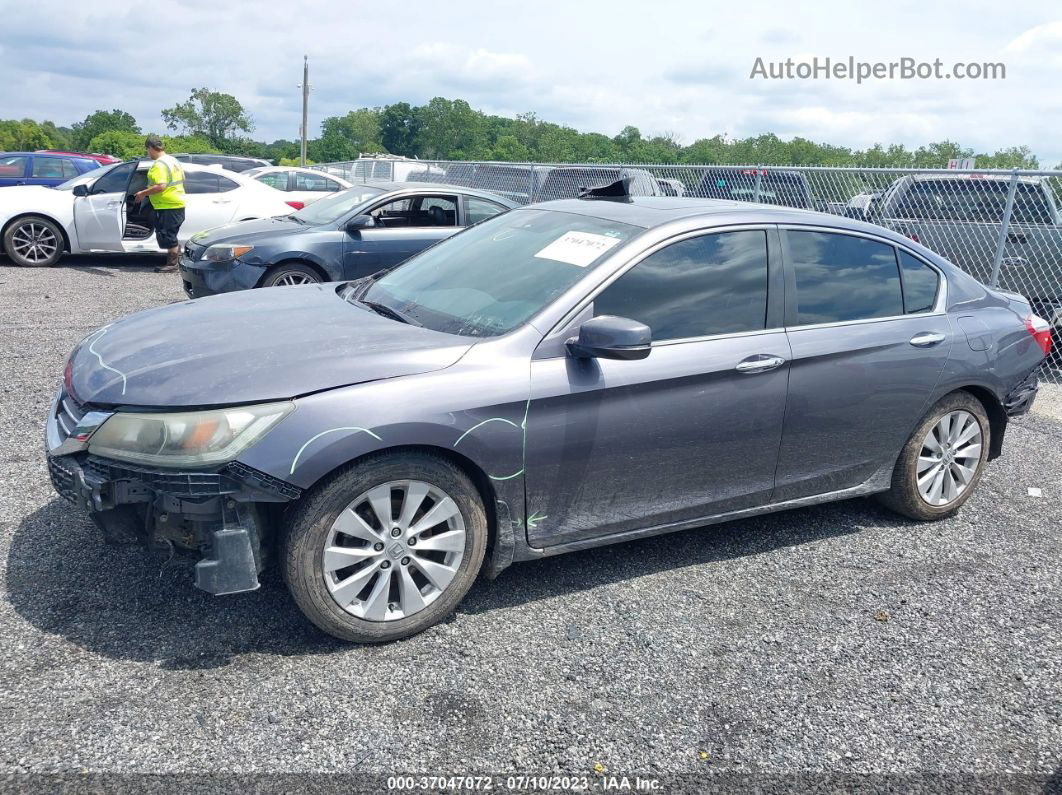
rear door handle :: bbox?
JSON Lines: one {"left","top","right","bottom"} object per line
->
{"left": 735, "top": 354, "right": 786, "bottom": 374}
{"left": 910, "top": 332, "right": 946, "bottom": 347}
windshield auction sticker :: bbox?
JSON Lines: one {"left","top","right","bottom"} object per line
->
{"left": 534, "top": 231, "right": 622, "bottom": 267}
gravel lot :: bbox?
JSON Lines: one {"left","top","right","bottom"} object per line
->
{"left": 1, "top": 260, "right": 1061, "bottom": 790}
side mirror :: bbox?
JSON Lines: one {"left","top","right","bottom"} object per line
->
{"left": 566, "top": 315, "right": 651, "bottom": 360}
{"left": 345, "top": 214, "right": 375, "bottom": 232}
{"left": 72, "top": 184, "right": 89, "bottom": 197}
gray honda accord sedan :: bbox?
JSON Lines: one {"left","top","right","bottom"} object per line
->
{"left": 45, "top": 190, "right": 1050, "bottom": 643}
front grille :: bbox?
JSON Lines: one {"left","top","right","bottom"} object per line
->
{"left": 83, "top": 455, "right": 235, "bottom": 497}
{"left": 54, "top": 390, "right": 86, "bottom": 441}
{"left": 48, "top": 455, "right": 77, "bottom": 502}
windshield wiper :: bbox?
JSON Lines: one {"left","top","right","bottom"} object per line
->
{"left": 359, "top": 300, "right": 421, "bottom": 327}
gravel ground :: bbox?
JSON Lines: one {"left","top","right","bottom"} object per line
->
{"left": 1, "top": 261, "right": 1061, "bottom": 790}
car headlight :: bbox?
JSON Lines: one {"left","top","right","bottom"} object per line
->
{"left": 87, "top": 402, "right": 294, "bottom": 468}
{"left": 204, "top": 244, "right": 254, "bottom": 262}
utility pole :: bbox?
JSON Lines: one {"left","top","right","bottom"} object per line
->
{"left": 299, "top": 55, "right": 309, "bottom": 167}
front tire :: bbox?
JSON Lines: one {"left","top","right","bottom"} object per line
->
{"left": 260, "top": 262, "right": 321, "bottom": 287}
{"left": 282, "top": 452, "right": 487, "bottom": 643}
{"left": 877, "top": 391, "right": 990, "bottom": 521}
{"left": 3, "top": 216, "right": 64, "bottom": 267}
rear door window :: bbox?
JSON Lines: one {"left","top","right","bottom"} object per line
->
{"left": 257, "top": 171, "right": 290, "bottom": 190}
{"left": 465, "top": 197, "right": 507, "bottom": 225}
{"left": 294, "top": 171, "right": 340, "bottom": 192}
{"left": 32, "top": 157, "right": 78, "bottom": 179}
{"left": 897, "top": 250, "right": 940, "bottom": 314}
{"left": 787, "top": 231, "right": 903, "bottom": 325}
{"left": 184, "top": 172, "right": 220, "bottom": 194}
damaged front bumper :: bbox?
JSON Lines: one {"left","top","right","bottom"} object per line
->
{"left": 45, "top": 389, "right": 300, "bottom": 595}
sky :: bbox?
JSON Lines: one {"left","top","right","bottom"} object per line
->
{"left": 2, "top": 0, "right": 1060, "bottom": 166}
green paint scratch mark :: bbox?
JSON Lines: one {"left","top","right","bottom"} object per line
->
{"left": 527, "top": 512, "right": 548, "bottom": 529}
{"left": 453, "top": 417, "right": 520, "bottom": 448}
{"left": 290, "top": 427, "right": 382, "bottom": 475}
{"left": 85, "top": 325, "right": 128, "bottom": 396}
{"left": 488, "top": 468, "right": 524, "bottom": 482}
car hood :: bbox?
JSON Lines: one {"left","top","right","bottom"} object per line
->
{"left": 67, "top": 284, "right": 474, "bottom": 407}
{"left": 189, "top": 216, "right": 310, "bottom": 247}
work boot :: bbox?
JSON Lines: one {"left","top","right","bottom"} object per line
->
{"left": 154, "top": 249, "right": 180, "bottom": 273}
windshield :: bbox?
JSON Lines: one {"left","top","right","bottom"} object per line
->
{"left": 293, "top": 185, "right": 387, "bottom": 224}
{"left": 55, "top": 161, "right": 121, "bottom": 191}
{"left": 362, "top": 208, "right": 642, "bottom": 337}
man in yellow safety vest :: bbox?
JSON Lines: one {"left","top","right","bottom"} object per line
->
{"left": 133, "top": 135, "right": 186, "bottom": 273}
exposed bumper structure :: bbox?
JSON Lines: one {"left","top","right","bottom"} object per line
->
{"left": 46, "top": 389, "right": 299, "bottom": 595}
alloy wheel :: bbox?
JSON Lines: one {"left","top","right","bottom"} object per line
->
{"left": 273, "top": 272, "right": 317, "bottom": 286}
{"left": 11, "top": 222, "right": 58, "bottom": 264}
{"left": 322, "top": 480, "right": 466, "bottom": 621}
{"left": 916, "top": 409, "right": 983, "bottom": 506}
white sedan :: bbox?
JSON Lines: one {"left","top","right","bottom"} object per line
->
{"left": 242, "top": 166, "right": 352, "bottom": 209}
{"left": 0, "top": 159, "right": 294, "bottom": 267}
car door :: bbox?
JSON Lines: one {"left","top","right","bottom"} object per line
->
{"left": 344, "top": 193, "right": 460, "bottom": 275}
{"left": 523, "top": 227, "right": 791, "bottom": 548}
{"left": 772, "top": 228, "right": 952, "bottom": 502}
{"left": 0, "top": 155, "right": 29, "bottom": 187}
{"left": 73, "top": 161, "right": 137, "bottom": 251}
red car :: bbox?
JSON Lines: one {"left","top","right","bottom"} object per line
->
{"left": 36, "top": 150, "right": 121, "bottom": 165}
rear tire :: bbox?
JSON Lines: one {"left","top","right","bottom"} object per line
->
{"left": 260, "top": 262, "right": 321, "bottom": 287}
{"left": 282, "top": 452, "right": 487, "bottom": 643}
{"left": 3, "top": 216, "right": 64, "bottom": 267}
{"left": 876, "top": 391, "right": 990, "bottom": 521}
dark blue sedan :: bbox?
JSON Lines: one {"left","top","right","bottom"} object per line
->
{"left": 178, "top": 181, "right": 518, "bottom": 297}
{"left": 0, "top": 152, "right": 102, "bottom": 187}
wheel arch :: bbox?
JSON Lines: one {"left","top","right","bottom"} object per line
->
{"left": 299, "top": 443, "right": 503, "bottom": 568}
{"left": 951, "top": 385, "right": 1006, "bottom": 460}
{"left": 256, "top": 258, "right": 330, "bottom": 287}
{"left": 1, "top": 212, "right": 72, "bottom": 255}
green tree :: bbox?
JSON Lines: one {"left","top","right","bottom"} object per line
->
{"left": 0, "top": 119, "right": 54, "bottom": 150}
{"left": 162, "top": 88, "right": 253, "bottom": 148}
{"left": 380, "top": 102, "right": 419, "bottom": 156}
{"left": 310, "top": 108, "right": 383, "bottom": 162}
{"left": 490, "top": 135, "right": 530, "bottom": 162}
{"left": 41, "top": 121, "right": 75, "bottom": 150}
{"left": 415, "top": 98, "right": 488, "bottom": 159}
{"left": 87, "top": 130, "right": 144, "bottom": 159}
{"left": 71, "top": 109, "right": 139, "bottom": 150}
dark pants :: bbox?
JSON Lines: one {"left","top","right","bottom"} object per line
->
{"left": 150, "top": 207, "right": 186, "bottom": 249}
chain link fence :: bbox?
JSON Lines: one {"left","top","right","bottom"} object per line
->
{"left": 317, "top": 157, "right": 1062, "bottom": 383}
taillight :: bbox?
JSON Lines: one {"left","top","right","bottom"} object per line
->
{"left": 1025, "top": 313, "right": 1052, "bottom": 355}
{"left": 286, "top": 201, "right": 305, "bottom": 210}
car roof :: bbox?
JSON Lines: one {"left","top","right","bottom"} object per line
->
{"left": 355, "top": 181, "right": 522, "bottom": 207}
{"left": 523, "top": 196, "right": 907, "bottom": 233}
{"left": 908, "top": 172, "right": 1043, "bottom": 185}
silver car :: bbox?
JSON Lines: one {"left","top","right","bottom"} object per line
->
{"left": 46, "top": 191, "right": 1050, "bottom": 643}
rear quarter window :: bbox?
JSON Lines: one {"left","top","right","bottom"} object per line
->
{"left": 788, "top": 231, "right": 903, "bottom": 325}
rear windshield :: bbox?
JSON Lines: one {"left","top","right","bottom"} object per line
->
{"left": 890, "top": 179, "right": 1056, "bottom": 224}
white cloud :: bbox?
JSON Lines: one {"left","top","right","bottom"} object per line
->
{"left": 1, "top": 0, "right": 1059, "bottom": 166}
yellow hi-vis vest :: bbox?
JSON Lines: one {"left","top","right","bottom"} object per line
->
{"left": 145, "top": 154, "right": 186, "bottom": 210}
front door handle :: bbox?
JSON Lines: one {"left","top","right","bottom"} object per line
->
{"left": 910, "top": 332, "right": 946, "bottom": 347}
{"left": 735, "top": 354, "right": 786, "bottom": 374}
